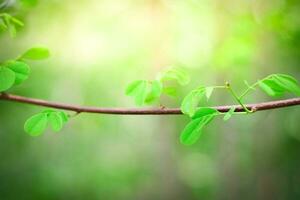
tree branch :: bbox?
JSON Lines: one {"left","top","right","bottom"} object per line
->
{"left": 0, "top": 93, "right": 299, "bottom": 115}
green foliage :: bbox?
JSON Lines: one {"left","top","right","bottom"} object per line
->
{"left": 0, "top": 67, "right": 15, "bottom": 91}
{"left": 20, "top": 47, "right": 50, "bottom": 60}
{"left": 180, "top": 110, "right": 217, "bottom": 145}
{"left": 0, "top": 13, "right": 24, "bottom": 38}
{"left": 158, "top": 67, "right": 190, "bottom": 86}
{"left": 0, "top": 48, "right": 50, "bottom": 92}
{"left": 5, "top": 61, "right": 30, "bottom": 85}
{"left": 259, "top": 74, "right": 300, "bottom": 97}
{"left": 24, "top": 113, "right": 48, "bottom": 136}
{"left": 181, "top": 86, "right": 213, "bottom": 117}
{"left": 179, "top": 73, "right": 300, "bottom": 145}
{"left": 125, "top": 67, "right": 189, "bottom": 106}
{"left": 24, "top": 110, "right": 69, "bottom": 136}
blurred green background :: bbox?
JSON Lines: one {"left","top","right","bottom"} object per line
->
{"left": 0, "top": 0, "right": 300, "bottom": 199}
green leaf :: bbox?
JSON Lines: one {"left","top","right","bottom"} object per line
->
{"left": 24, "top": 113, "right": 48, "bottom": 136}
{"left": 223, "top": 107, "right": 235, "bottom": 121}
{"left": 192, "top": 107, "right": 219, "bottom": 119}
{"left": 259, "top": 74, "right": 300, "bottom": 97}
{"left": 162, "top": 86, "right": 177, "bottom": 97}
{"left": 181, "top": 87, "right": 206, "bottom": 117}
{"left": 205, "top": 87, "right": 214, "bottom": 100}
{"left": 273, "top": 74, "right": 300, "bottom": 96}
{"left": 145, "top": 80, "right": 163, "bottom": 104}
{"left": 58, "top": 111, "right": 69, "bottom": 123}
{"left": 20, "top": 47, "right": 50, "bottom": 60}
{"left": 0, "top": 18, "right": 7, "bottom": 30}
{"left": 180, "top": 115, "right": 215, "bottom": 145}
{"left": 1, "top": 14, "right": 23, "bottom": 38}
{"left": 259, "top": 78, "right": 285, "bottom": 97}
{"left": 48, "top": 112, "right": 64, "bottom": 132}
{"left": 125, "top": 80, "right": 148, "bottom": 106}
{"left": 158, "top": 67, "right": 190, "bottom": 85}
{"left": 0, "top": 67, "right": 16, "bottom": 92}
{"left": 5, "top": 61, "right": 30, "bottom": 85}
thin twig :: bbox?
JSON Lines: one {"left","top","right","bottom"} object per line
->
{"left": 0, "top": 93, "right": 299, "bottom": 115}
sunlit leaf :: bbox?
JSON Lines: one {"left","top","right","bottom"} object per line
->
{"left": 180, "top": 115, "right": 215, "bottom": 145}
{"left": 125, "top": 80, "right": 148, "bottom": 106}
{"left": 181, "top": 87, "right": 206, "bottom": 117}
{"left": 273, "top": 74, "right": 300, "bottom": 96}
{"left": 223, "top": 107, "right": 235, "bottom": 121}
{"left": 145, "top": 80, "right": 162, "bottom": 104}
{"left": 158, "top": 67, "right": 190, "bottom": 85}
{"left": 24, "top": 113, "right": 48, "bottom": 136}
{"left": 20, "top": 47, "right": 50, "bottom": 60}
{"left": 259, "top": 74, "right": 300, "bottom": 97}
{"left": 0, "top": 67, "right": 15, "bottom": 92}
{"left": 6, "top": 61, "right": 30, "bottom": 85}
{"left": 259, "top": 78, "right": 285, "bottom": 97}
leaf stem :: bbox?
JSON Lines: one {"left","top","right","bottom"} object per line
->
{"left": 226, "top": 82, "right": 252, "bottom": 113}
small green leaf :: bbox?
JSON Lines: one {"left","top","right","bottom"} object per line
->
{"left": 180, "top": 115, "right": 215, "bottom": 145}
{"left": 273, "top": 74, "right": 300, "bottom": 96}
{"left": 125, "top": 80, "right": 148, "bottom": 106}
{"left": 158, "top": 67, "right": 190, "bottom": 85}
{"left": 58, "top": 111, "right": 69, "bottom": 123}
{"left": 24, "top": 113, "right": 48, "bottom": 136}
{"left": 48, "top": 112, "right": 64, "bottom": 132}
{"left": 5, "top": 61, "right": 30, "bottom": 85}
{"left": 145, "top": 80, "right": 163, "bottom": 104}
{"left": 181, "top": 87, "right": 206, "bottom": 117}
{"left": 223, "top": 107, "right": 235, "bottom": 121}
{"left": 205, "top": 87, "right": 214, "bottom": 100}
{"left": 162, "top": 86, "right": 177, "bottom": 97}
{"left": 0, "top": 67, "right": 16, "bottom": 92}
{"left": 20, "top": 47, "right": 50, "bottom": 60}
{"left": 192, "top": 107, "right": 219, "bottom": 119}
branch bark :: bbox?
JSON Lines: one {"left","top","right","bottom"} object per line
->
{"left": 0, "top": 93, "right": 299, "bottom": 115}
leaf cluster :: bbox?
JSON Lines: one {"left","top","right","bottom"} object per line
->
{"left": 0, "top": 47, "right": 50, "bottom": 92}
{"left": 125, "top": 67, "right": 190, "bottom": 106}
{"left": 0, "top": 13, "right": 23, "bottom": 38}
{"left": 24, "top": 110, "right": 69, "bottom": 136}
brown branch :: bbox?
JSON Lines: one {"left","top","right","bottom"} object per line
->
{"left": 0, "top": 93, "right": 300, "bottom": 115}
